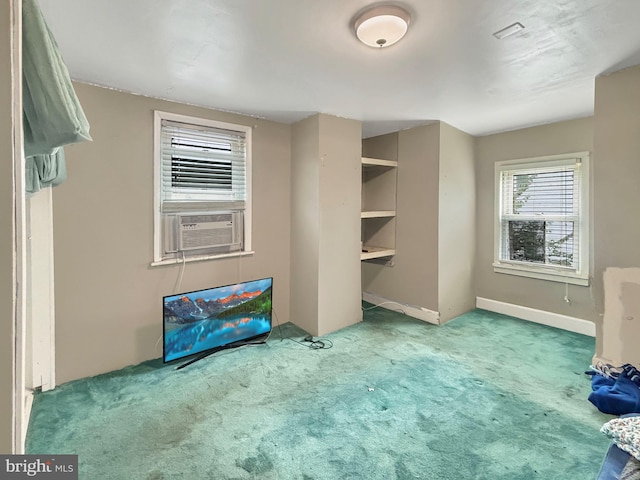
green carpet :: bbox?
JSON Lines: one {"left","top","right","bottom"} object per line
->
{"left": 26, "top": 308, "right": 612, "bottom": 479}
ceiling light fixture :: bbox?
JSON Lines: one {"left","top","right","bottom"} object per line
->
{"left": 493, "top": 22, "right": 525, "bottom": 40}
{"left": 354, "top": 5, "right": 411, "bottom": 48}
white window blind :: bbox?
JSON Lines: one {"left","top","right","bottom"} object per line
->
{"left": 160, "top": 119, "right": 247, "bottom": 211}
{"left": 494, "top": 153, "right": 589, "bottom": 285}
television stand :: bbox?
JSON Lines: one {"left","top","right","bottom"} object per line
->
{"left": 176, "top": 343, "right": 234, "bottom": 370}
{"left": 175, "top": 337, "right": 267, "bottom": 370}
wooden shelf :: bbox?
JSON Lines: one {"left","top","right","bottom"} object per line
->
{"left": 361, "top": 154, "right": 397, "bottom": 265}
{"left": 362, "top": 157, "right": 398, "bottom": 168}
{"left": 361, "top": 210, "right": 396, "bottom": 219}
{"left": 361, "top": 246, "right": 396, "bottom": 261}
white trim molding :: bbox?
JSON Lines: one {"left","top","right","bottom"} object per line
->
{"left": 12, "top": 0, "right": 27, "bottom": 455}
{"left": 22, "top": 391, "right": 32, "bottom": 449}
{"left": 493, "top": 152, "right": 590, "bottom": 286}
{"left": 26, "top": 189, "right": 56, "bottom": 393}
{"left": 362, "top": 291, "right": 440, "bottom": 325}
{"left": 476, "top": 297, "right": 595, "bottom": 337}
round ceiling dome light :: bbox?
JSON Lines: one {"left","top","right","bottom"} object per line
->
{"left": 354, "top": 5, "right": 411, "bottom": 48}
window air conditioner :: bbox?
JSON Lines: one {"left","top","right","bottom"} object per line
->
{"left": 177, "top": 213, "right": 240, "bottom": 251}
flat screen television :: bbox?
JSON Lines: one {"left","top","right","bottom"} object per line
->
{"left": 163, "top": 277, "right": 273, "bottom": 367}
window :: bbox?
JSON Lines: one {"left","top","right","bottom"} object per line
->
{"left": 494, "top": 152, "right": 589, "bottom": 285}
{"left": 153, "top": 111, "right": 252, "bottom": 264}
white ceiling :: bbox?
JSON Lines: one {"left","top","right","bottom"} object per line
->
{"left": 39, "top": 0, "right": 640, "bottom": 138}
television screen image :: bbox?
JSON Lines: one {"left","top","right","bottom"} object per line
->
{"left": 163, "top": 277, "right": 273, "bottom": 363}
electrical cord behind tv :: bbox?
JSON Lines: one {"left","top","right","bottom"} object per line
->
{"left": 272, "top": 307, "right": 284, "bottom": 341}
{"left": 243, "top": 321, "right": 277, "bottom": 347}
{"left": 155, "top": 252, "right": 189, "bottom": 353}
{"left": 239, "top": 306, "right": 282, "bottom": 349}
{"left": 174, "top": 251, "right": 186, "bottom": 293}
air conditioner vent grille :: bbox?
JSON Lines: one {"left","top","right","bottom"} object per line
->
{"left": 163, "top": 211, "right": 242, "bottom": 255}
{"left": 181, "top": 227, "right": 234, "bottom": 250}
{"left": 173, "top": 211, "right": 240, "bottom": 252}
{"left": 180, "top": 213, "right": 232, "bottom": 224}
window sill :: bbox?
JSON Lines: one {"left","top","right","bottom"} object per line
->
{"left": 492, "top": 262, "right": 589, "bottom": 286}
{"left": 151, "top": 250, "right": 255, "bottom": 267}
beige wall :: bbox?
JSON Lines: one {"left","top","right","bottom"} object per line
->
{"left": 290, "top": 114, "right": 362, "bottom": 336}
{"left": 362, "top": 132, "right": 398, "bottom": 161}
{"left": 438, "top": 123, "right": 476, "bottom": 322}
{"left": 53, "top": 83, "right": 291, "bottom": 383}
{"left": 0, "top": 0, "right": 14, "bottom": 454}
{"left": 475, "top": 117, "right": 595, "bottom": 320}
{"left": 593, "top": 64, "right": 640, "bottom": 360}
{"left": 362, "top": 123, "right": 441, "bottom": 312}
{"left": 317, "top": 115, "right": 362, "bottom": 335}
{"left": 290, "top": 115, "right": 320, "bottom": 335}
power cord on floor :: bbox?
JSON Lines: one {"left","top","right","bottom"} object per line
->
{"left": 288, "top": 334, "right": 333, "bottom": 350}
{"left": 270, "top": 307, "right": 331, "bottom": 350}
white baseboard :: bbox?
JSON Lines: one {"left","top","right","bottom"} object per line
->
{"left": 476, "top": 297, "right": 595, "bottom": 337}
{"left": 20, "top": 390, "right": 33, "bottom": 454}
{"left": 362, "top": 291, "right": 440, "bottom": 325}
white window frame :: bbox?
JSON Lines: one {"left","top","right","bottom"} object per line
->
{"left": 493, "top": 152, "right": 590, "bottom": 286}
{"left": 152, "top": 111, "right": 253, "bottom": 265}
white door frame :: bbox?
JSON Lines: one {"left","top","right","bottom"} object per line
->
{"left": 26, "top": 188, "right": 56, "bottom": 392}
{"left": 12, "top": 0, "right": 27, "bottom": 454}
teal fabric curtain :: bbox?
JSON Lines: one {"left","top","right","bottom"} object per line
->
{"left": 22, "top": 0, "right": 91, "bottom": 193}
{"left": 25, "top": 148, "right": 67, "bottom": 193}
